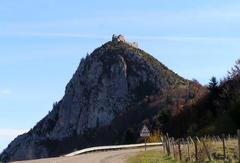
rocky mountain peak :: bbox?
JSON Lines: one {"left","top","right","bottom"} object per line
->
{"left": 1, "top": 35, "right": 192, "bottom": 162}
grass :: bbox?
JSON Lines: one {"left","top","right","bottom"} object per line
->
{"left": 177, "top": 138, "right": 239, "bottom": 162}
{"left": 127, "top": 150, "right": 182, "bottom": 163}
{"left": 127, "top": 149, "right": 236, "bottom": 163}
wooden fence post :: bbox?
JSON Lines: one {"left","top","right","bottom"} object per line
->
{"left": 171, "top": 138, "right": 176, "bottom": 159}
{"left": 222, "top": 134, "right": 226, "bottom": 160}
{"left": 144, "top": 137, "right": 147, "bottom": 151}
{"left": 163, "top": 135, "right": 166, "bottom": 154}
{"left": 166, "top": 133, "right": 170, "bottom": 156}
{"left": 194, "top": 137, "right": 198, "bottom": 161}
{"left": 187, "top": 137, "right": 191, "bottom": 161}
{"left": 237, "top": 129, "right": 240, "bottom": 161}
{"left": 178, "top": 139, "right": 182, "bottom": 161}
{"left": 202, "top": 138, "right": 212, "bottom": 161}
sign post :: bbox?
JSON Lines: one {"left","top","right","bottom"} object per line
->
{"left": 140, "top": 125, "right": 150, "bottom": 151}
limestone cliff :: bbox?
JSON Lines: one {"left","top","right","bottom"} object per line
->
{"left": 1, "top": 36, "right": 195, "bottom": 162}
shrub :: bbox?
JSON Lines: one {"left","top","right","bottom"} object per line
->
{"left": 148, "top": 130, "right": 162, "bottom": 143}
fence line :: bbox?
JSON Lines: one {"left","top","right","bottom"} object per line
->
{"left": 162, "top": 129, "right": 240, "bottom": 162}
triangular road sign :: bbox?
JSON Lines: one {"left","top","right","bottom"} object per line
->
{"left": 140, "top": 125, "right": 150, "bottom": 137}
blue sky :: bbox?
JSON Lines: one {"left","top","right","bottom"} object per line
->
{"left": 1, "top": 0, "right": 240, "bottom": 151}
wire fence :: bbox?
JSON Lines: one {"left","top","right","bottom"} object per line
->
{"left": 162, "top": 129, "right": 240, "bottom": 162}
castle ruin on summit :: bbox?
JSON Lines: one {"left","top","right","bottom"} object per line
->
{"left": 112, "top": 34, "right": 138, "bottom": 48}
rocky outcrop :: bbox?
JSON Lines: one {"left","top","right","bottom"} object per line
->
{"left": 1, "top": 36, "right": 191, "bottom": 162}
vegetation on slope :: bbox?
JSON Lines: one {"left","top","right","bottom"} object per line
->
{"left": 101, "top": 41, "right": 187, "bottom": 87}
{"left": 120, "top": 58, "right": 240, "bottom": 139}
{"left": 167, "top": 59, "right": 240, "bottom": 137}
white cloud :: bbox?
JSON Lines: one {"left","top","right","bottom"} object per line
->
{"left": 0, "top": 89, "right": 12, "bottom": 97}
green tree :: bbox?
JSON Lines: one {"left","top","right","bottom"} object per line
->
{"left": 229, "top": 58, "right": 240, "bottom": 78}
{"left": 208, "top": 77, "right": 219, "bottom": 117}
{"left": 208, "top": 76, "right": 218, "bottom": 93}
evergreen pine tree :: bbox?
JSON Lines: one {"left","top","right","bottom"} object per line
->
{"left": 208, "top": 76, "right": 218, "bottom": 92}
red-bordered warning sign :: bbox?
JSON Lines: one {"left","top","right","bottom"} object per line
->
{"left": 140, "top": 125, "right": 150, "bottom": 137}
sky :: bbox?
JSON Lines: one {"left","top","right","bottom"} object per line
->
{"left": 1, "top": 0, "right": 240, "bottom": 152}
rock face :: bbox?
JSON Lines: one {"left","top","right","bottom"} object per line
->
{"left": 1, "top": 36, "right": 192, "bottom": 162}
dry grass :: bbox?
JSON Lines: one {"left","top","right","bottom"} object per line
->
{"left": 168, "top": 138, "right": 239, "bottom": 162}
{"left": 133, "top": 132, "right": 240, "bottom": 162}
{"left": 127, "top": 150, "right": 181, "bottom": 163}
